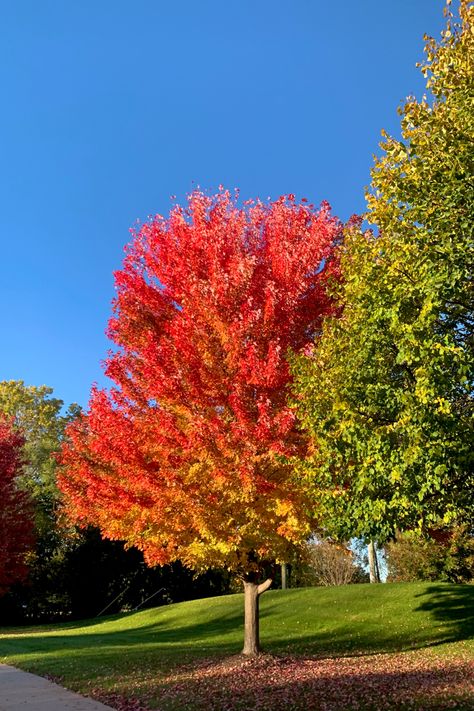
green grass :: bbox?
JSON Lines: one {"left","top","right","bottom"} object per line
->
{"left": 0, "top": 582, "right": 472, "bottom": 709}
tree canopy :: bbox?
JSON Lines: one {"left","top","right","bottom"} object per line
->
{"left": 0, "top": 381, "right": 79, "bottom": 503}
{"left": 0, "top": 381, "right": 81, "bottom": 541}
{"left": 59, "top": 190, "right": 342, "bottom": 577}
{"left": 292, "top": 0, "right": 474, "bottom": 542}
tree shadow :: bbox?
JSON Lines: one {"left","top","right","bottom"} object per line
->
{"left": 260, "top": 583, "right": 474, "bottom": 657}
{"left": 414, "top": 584, "right": 474, "bottom": 642}
{"left": 0, "top": 606, "right": 246, "bottom": 675}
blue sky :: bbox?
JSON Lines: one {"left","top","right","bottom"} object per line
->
{"left": 0, "top": 0, "right": 445, "bottom": 409}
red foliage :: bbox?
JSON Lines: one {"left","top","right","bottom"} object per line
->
{"left": 59, "top": 189, "right": 342, "bottom": 572}
{"left": 0, "top": 417, "right": 34, "bottom": 595}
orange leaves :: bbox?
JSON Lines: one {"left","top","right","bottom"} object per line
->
{"left": 58, "top": 189, "right": 342, "bottom": 572}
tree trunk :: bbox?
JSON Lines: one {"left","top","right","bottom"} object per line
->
{"left": 281, "top": 563, "right": 289, "bottom": 589}
{"left": 242, "top": 578, "right": 272, "bottom": 656}
{"left": 368, "top": 541, "right": 381, "bottom": 583}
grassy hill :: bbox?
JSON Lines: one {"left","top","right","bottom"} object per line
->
{"left": 1, "top": 582, "right": 473, "bottom": 710}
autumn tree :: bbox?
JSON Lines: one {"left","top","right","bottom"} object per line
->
{"left": 0, "top": 417, "right": 34, "bottom": 595}
{"left": 292, "top": 1, "right": 473, "bottom": 543}
{"left": 59, "top": 189, "right": 342, "bottom": 654}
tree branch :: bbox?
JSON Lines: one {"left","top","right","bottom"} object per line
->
{"left": 257, "top": 578, "right": 272, "bottom": 595}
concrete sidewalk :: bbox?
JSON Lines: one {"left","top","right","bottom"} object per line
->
{"left": 0, "top": 664, "right": 115, "bottom": 710}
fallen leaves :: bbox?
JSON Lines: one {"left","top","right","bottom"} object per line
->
{"left": 88, "top": 649, "right": 474, "bottom": 711}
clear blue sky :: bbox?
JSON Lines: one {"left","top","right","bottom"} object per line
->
{"left": 1, "top": 0, "right": 445, "bottom": 409}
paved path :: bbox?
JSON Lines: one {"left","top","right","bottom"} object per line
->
{"left": 0, "top": 664, "right": 115, "bottom": 710}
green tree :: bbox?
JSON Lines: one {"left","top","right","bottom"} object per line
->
{"left": 0, "top": 382, "right": 79, "bottom": 619}
{"left": 292, "top": 1, "right": 473, "bottom": 542}
{"left": 0, "top": 381, "right": 82, "bottom": 571}
{"left": 0, "top": 381, "right": 78, "bottom": 515}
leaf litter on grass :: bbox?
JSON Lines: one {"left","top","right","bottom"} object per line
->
{"left": 87, "top": 649, "right": 473, "bottom": 711}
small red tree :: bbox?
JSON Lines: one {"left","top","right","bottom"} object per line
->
{"left": 0, "top": 417, "right": 34, "bottom": 595}
{"left": 59, "top": 189, "right": 341, "bottom": 654}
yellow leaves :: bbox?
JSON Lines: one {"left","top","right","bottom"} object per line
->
{"left": 274, "top": 498, "right": 293, "bottom": 517}
{"left": 434, "top": 397, "right": 451, "bottom": 415}
{"left": 185, "top": 460, "right": 211, "bottom": 483}
{"left": 329, "top": 487, "right": 345, "bottom": 499}
{"left": 390, "top": 468, "right": 402, "bottom": 484}
{"left": 442, "top": 510, "right": 456, "bottom": 525}
{"left": 276, "top": 516, "right": 304, "bottom": 541}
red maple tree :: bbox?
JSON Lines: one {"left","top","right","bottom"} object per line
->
{"left": 59, "top": 189, "right": 342, "bottom": 653}
{"left": 0, "top": 417, "right": 34, "bottom": 596}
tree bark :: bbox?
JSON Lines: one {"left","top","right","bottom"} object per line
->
{"left": 368, "top": 541, "right": 381, "bottom": 583}
{"left": 281, "top": 563, "right": 289, "bottom": 589}
{"left": 242, "top": 577, "right": 272, "bottom": 656}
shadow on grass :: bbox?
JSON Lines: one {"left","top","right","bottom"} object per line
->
{"left": 0, "top": 607, "right": 245, "bottom": 675}
{"left": 415, "top": 584, "right": 474, "bottom": 639}
{"left": 262, "top": 582, "right": 474, "bottom": 658}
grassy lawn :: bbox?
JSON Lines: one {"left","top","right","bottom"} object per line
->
{"left": 0, "top": 582, "right": 473, "bottom": 710}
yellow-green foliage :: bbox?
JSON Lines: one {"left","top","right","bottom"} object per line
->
{"left": 292, "top": 1, "right": 474, "bottom": 541}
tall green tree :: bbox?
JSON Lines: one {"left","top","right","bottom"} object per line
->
{"left": 292, "top": 1, "right": 473, "bottom": 542}
{"left": 0, "top": 382, "right": 79, "bottom": 619}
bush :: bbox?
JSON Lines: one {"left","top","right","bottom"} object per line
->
{"left": 292, "top": 540, "right": 368, "bottom": 587}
